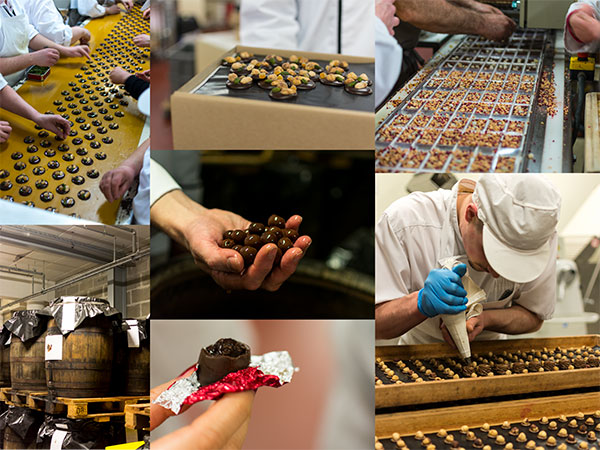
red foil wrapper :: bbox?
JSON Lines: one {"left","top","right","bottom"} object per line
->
{"left": 183, "top": 366, "right": 283, "bottom": 404}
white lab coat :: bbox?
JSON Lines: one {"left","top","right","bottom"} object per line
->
{"left": 239, "top": 0, "right": 402, "bottom": 105}
{"left": 70, "top": 0, "right": 112, "bottom": 18}
{"left": 0, "top": 0, "right": 39, "bottom": 86}
{"left": 0, "top": 73, "right": 6, "bottom": 91}
{"left": 564, "top": 0, "right": 600, "bottom": 53}
{"left": 375, "top": 180, "right": 557, "bottom": 345}
{"left": 149, "top": 157, "right": 181, "bottom": 207}
{"left": 132, "top": 148, "right": 150, "bottom": 225}
{"left": 21, "top": 0, "right": 72, "bottom": 46}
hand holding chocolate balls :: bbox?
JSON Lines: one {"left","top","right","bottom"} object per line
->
{"left": 220, "top": 214, "right": 301, "bottom": 268}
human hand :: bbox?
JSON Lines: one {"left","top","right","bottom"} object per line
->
{"left": 375, "top": 0, "right": 400, "bottom": 35}
{"left": 136, "top": 69, "right": 150, "bottom": 82}
{"left": 479, "top": 13, "right": 516, "bottom": 42}
{"left": 120, "top": 0, "right": 133, "bottom": 11}
{"left": 34, "top": 114, "right": 70, "bottom": 139}
{"left": 30, "top": 48, "right": 60, "bottom": 67}
{"left": 0, "top": 121, "right": 11, "bottom": 143}
{"left": 106, "top": 4, "right": 121, "bottom": 15}
{"left": 569, "top": 4, "right": 600, "bottom": 44}
{"left": 417, "top": 264, "right": 468, "bottom": 317}
{"left": 99, "top": 165, "right": 137, "bottom": 203}
{"left": 109, "top": 67, "right": 131, "bottom": 84}
{"left": 184, "top": 209, "right": 311, "bottom": 291}
{"left": 440, "top": 314, "right": 484, "bottom": 349}
{"left": 133, "top": 34, "right": 150, "bottom": 47}
{"left": 151, "top": 368, "right": 255, "bottom": 450}
{"left": 60, "top": 44, "right": 91, "bottom": 60}
{"left": 72, "top": 27, "right": 91, "bottom": 45}
{"left": 143, "top": 7, "right": 150, "bottom": 19}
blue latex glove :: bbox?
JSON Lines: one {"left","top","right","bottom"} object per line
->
{"left": 417, "top": 263, "right": 468, "bottom": 318}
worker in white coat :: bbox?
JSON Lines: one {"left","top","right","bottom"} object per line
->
{"left": 375, "top": 175, "right": 561, "bottom": 346}
{"left": 20, "top": 0, "right": 90, "bottom": 46}
{"left": 0, "top": 73, "right": 71, "bottom": 141}
{"left": 0, "top": 0, "right": 90, "bottom": 86}
{"left": 68, "top": 0, "right": 132, "bottom": 26}
{"left": 239, "top": 0, "right": 404, "bottom": 107}
{"left": 564, "top": 0, "right": 600, "bottom": 53}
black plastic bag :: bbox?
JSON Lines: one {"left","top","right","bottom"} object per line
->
{"left": 36, "top": 415, "right": 125, "bottom": 449}
{"left": 2, "top": 311, "right": 48, "bottom": 343}
{"left": 0, "top": 405, "right": 42, "bottom": 441}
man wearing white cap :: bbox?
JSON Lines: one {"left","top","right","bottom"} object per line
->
{"left": 375, "top": 175, "right": 561, "bottom": 345}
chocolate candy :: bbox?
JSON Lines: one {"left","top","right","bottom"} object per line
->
{"left": 35, "top": 180, "right": 48, "bottom": 189}
{"left": 56, "top": 184, "right": 70, "bottom": 195}
{"left": 40, "top": 191, "right": 54, "bottom": 202}
{"left": 220, "top": 214, "right": 302, "bottom": 268}
{"left": 77, "top": 190, "right": 90, "bottom": 201}
{"left": 197, "top": 338, "right": 251, "bottom": 386}
{"left": 15, "top": 174, "right": 28, "bottom": 184}
{"left": 61, "top": 197, "right": 75, "bottom": 208}
{"left": 248, "top": 222, "right": 265, "bottom": 234}
{"left": 0, "top": 181, "right": 12, "bottom": 191}
{"left": 0, "top": 170, "right": 8, "bottom": 179}
{"left": 239, "top": 246, "right": 257, "bottom": 266}
{"left": 33, "top": 167, "right": 45, "bottom": 176}
{"left": 282, "top": 228, "right": 299, "bottom": 242}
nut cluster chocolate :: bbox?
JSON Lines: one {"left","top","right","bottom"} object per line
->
{"left": 219, "top": 214, "right": 300, "bottom": 268}
{"left": 223, "top": 53, "right": 372, "bottom": 100}
{"left": 376, "top": 411, "right": 600, "bottom": 450}
{"left": 376, "top": 345, "right": 600, "bottom": 385}
{"left": 197, "top": 338, "right": 251, "bottom": 386}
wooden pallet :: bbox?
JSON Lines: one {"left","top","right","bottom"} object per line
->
{"left": 28, "top": 394, "right": 149, "bottom": 420}
{"left": 125, "top": 403, "right": 150, "bottom": 430}
{"left": 585, "top": 92, "right": 600, "bottom": 173}
{"left": 376, "top": 391, "right": 600, "bottom": 438}
{"left": 0, "top": 387, "right": 47, "bottom": 409}
{"left": 376, "top": 335, "right": 600, "bottom": 409}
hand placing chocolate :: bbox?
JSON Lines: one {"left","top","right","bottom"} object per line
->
{"left": 197, "top": 338, "right": 251, "bottom": 386}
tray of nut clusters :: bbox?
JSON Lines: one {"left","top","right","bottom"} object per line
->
{"left": 375, "top": 336, "right": 600, "bottom": 409}
{"left": 375, "top": 392, "right": 600, "bottom": 450}
{"left": 375, "top": 29, "right": 553, "bottom": 173}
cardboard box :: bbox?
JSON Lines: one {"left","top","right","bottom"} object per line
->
{"left": 171, "top": 45, "right": 375, "bottom": 150}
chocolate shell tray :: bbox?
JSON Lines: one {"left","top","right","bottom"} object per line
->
{"left": 375, "top": 29, "right": 550, "bottom": 173}
{"left": 375, "top": 336, "right": 600, "bottom": 409}
{"left": 0, "top": 5, "right": 149, "bottom": 223}
{"left": 194, "top": 54, "right": 374, "bottom": 112}
{"left": 375, "top": 392, "right": 600, "bottom": 449}
{"left": 171, "top": 45, "right": 375, "bottom": 150}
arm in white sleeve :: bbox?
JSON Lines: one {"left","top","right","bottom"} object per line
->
{"left": 512, "top": 233, "right": 558, "bottom": 320}
{"left": 239, "top": 0, "right": 300, "bottom": 50}
{"left": 27, "top": 0, "right": 73, "bottom": 46}
{"left": 375, "top": 16, "right": 403, "bottom": 107}
{"left": 0, "top": 74, "right": 7, "bottom": 91}
{"left": 564, "top": 0, "right": 600, "bottom": 53}
{"left": 150, "top": 158, "right": 181, "bottom": 206}
{"left": 375, "top": 211, "right": 412, "bottom": 304}
{"left": 78, "top": 0, "right": 106, "bottom": 18}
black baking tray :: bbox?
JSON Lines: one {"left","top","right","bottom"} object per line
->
{"left": 193, "top": 57, "right": 375, "bottom": 112}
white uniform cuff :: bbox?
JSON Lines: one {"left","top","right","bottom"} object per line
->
{"left": 150, "top": 158, "right": 181, "bottom": 206}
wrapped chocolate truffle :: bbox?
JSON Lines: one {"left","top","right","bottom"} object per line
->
{"left": 197, "top": 338, "right": 251, "bottom": 386}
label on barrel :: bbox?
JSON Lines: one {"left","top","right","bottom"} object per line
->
{"left": 126, "top": 320, "right": 140, "bottom": 348}
{"left": 50, "top": 429, "right": 68, "bottom": 449}
{"left": 45, "top": 334, "right": 63, "bottom": 360}
{"left": 62, "top": 298, "right": 77, "bottom": 332}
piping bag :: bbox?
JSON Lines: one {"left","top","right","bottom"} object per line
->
{"left": 440, "top": 260, "right": 487, "bottom": 362}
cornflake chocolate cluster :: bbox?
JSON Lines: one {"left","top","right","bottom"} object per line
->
{"left": 375, "top": 411, "right": 600, "bottom": 450}
{"left": 219, "top": 214, "right": 300, "bottom": 268}
{"left": 375, "top": 346, "right": 600, "bottom": 385}
{"left": 223, "top": 53, "right": 372, "bottom": 100}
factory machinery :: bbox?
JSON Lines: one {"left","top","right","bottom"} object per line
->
{"left": 376, "top": 0, "right": 599, "bottom": 173}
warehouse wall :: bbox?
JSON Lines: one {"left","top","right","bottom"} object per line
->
{"left": 125, "top": 255, "right": 150, "bottom": 319}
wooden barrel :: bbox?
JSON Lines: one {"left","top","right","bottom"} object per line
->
{"left": 125, "top": 344, "right": 150, "bottom": 396}
{"left": 9, "top": 331, "right": 47, "bottom": 391}
{"left": 0, "top": 344, "right": 10, "bottom": 386}
{"left": 45, "top": 316, "right": 114, "bottom": 398}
